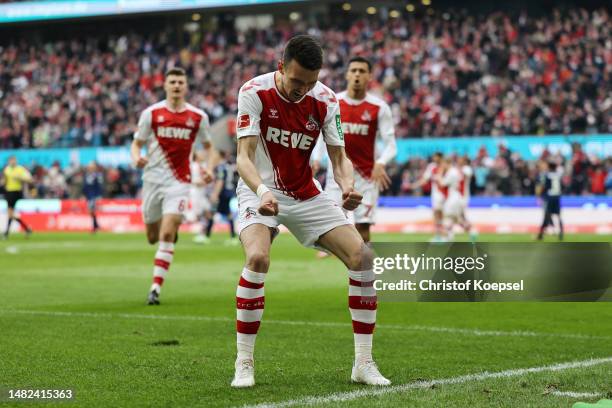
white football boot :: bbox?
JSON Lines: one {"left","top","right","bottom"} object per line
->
{"left": 351, "top": 359, "right": 391, "bottom": 386}
{"left": 231, "top": 358, "right": 255, "bottom": 388}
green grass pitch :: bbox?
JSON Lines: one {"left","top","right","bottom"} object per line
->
{"left": 1, "top": 232, "right": 611, "bottom": 407}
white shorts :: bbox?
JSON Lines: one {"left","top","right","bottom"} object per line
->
{"left": 443, "top": 196, "right": 463, "bottom": 219}
{"left": 190, "top": 187, "right": 212, "bottom": 216}
{"left": 142, "top": 181, "right": 190, "bottom": 224}
{"left": 431, "top": 191, "right": 445, "bottom": 211}
{"left": 326, "top": 172, "right": 378, "bottom": 225}
{"left": 236, "top": 183, "right": 351, "bottom": 248}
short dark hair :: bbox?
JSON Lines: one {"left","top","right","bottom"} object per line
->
{"left": 283, "top": 35, "right": 323, "bottom": 71}
{"left": 347, "top": 56, "right": 372, "bottom": 72}
{"left": 165, "top": 67, "right": 187, "bottom": 78}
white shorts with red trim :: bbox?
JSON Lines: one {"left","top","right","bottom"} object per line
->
{"left": 443, "top": 196, "right": 463, "bottom": 219}
{"left": 431, "top": 191, "right": 446, "bottom": 211}
{"left": 142, "top": 180, "right": 190, "bottom": 224}
{"left": 325, "top": 172, "right": 378, "bottom": 225}
{"left": 189, "top": 187, "right": 212, "bottom": 217}
{"left": 236, "top": 182, "right": 351, "bottom": 248}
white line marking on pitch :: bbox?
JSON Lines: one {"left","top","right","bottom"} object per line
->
{"left": 240, "top": 357, "right": 612, "bottom": 408}
{"left": 550, "top": 391, "right": 604, "bottom": 398}
{"left": 1, "top": 310, "right": 610, "bottom": 341}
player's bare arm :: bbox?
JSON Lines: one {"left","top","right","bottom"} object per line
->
{"left": 327, "top": 144, "right": 362, "bottom": 211}
{"left": 371, "top": 162, "right": 391, "bottom": 191}
{"left": 130, "top": 139, "right": 148, "bottom": 168}
{"left": 236, "top": 135, "right": 278, "bottom": 216}
{"left": 200, "top": 141, "right": 217, "bottom": 184}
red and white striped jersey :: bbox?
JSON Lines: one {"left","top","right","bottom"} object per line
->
{"left": 440, "top": 166, "right": 462, "bottom": 200}
{"left": 336, "top": 91, "right": 396, "bottom": 179}
{"left": 423, "top": 163, "right": 447, "bottom": 198}
{"left": 459, "top": 165, "right": 473, "bottom": 198}
{"left": 236, "top": 71, "right": 344, "bottom": 200}
{"left": 134, "top": 100, "right": 211, "bottom": 185}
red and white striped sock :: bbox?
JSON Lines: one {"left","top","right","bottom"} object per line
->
{"left": 236, "top": 268, "right": 266, "bottom": 360}
{"left": 151, "top": 241, "right": 174, "bottom": 293}
{"left": 348, "top": 269, "right": 377, "bottom": 362}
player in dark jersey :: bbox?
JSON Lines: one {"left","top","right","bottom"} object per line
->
{"left": 82, "top": 162, "right": 104, "bottom": 233}
{"left": 536, "top": 161, "right": 564, "bottom": 241}
{"left": 207, "top": 150, "right": 238, "bottom": 244}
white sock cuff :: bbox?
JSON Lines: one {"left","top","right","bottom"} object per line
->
{"left": 354, "top": 333, "right": 373, "bottom": 346}
{"left": 349, "top": 269, "right": 375, "bottom": 282}
{"left": 159, "top": 241, "right": 175, "bottom": 251}
{"left": 242, "top": 268, "right": 266, "bottom": 284}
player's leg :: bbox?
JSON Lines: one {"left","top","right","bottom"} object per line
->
{"left": 353, "top": 179, "right": 377, "bottom": 244}
{"left": 142, "top": 182, "right": 177, "bottom": 304}
{"left": 556, "top": 214, "right": 564, "bottom": 240}
{"left": 355, "top": 223, "right": 371, "bottom": 243}
{"left": 537, "top": 201, "right": 552, "bottom": 240}
{"left": 231, "top": 224, "right": 275, "bottom": 388}
{"left": 317, "top": 178, "right": 344, "bottom": 257}
{"left": 432, "top": 193, "right": 445, "bottom": 241}
{"left": 231, "top": 185, "right": 280, "bottom": 388}
{"left": 316, "top": 224, "right": 391, "bottom": 386}
{"left": 88, "top": 199, "right": 99, "bottom": 233}
{"left": 551, "top": 199, "right": 563, "bottom": 240}
{"left": 4, "top": 206, "right": 14, "bottom": 238}
{"left": 219, "top": 194, "right": 237, "bottom": 243}
{"left": 5, "top": 193, "right": 31, "bottom": 237}
{"left": 147, "top": 183, "right": 189, "bottom": 304}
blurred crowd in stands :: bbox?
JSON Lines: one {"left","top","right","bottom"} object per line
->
{"left": 0, "top": 7, "right": 610, "bottom": 149}
{"left": 4, "top": 143, "right": 611, "bottom": 199}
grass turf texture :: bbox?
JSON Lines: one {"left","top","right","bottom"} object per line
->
{"left": 0, "top": 232, "right": 610, "bottom": 407}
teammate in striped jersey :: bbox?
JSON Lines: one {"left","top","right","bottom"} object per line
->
{"left": 131, "top": 67, "right": 214, "bottom": 305}
{"left": 312, "top": 56, "right": 397, "bottom": 244}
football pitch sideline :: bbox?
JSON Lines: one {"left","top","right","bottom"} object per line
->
{"left": 1, "top": 232, "right": 611, "bottom": 407}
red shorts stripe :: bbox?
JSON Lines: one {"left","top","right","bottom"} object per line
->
{"left": 239, "top": 276, "right": 264, "bottom": 290}
{"left": 352, "top": 320, "right": 376, "bottom": 334}
{"left": 236, "top": 296, "right": 265, "bottom": 310}
{"left": 237, "top": 320, "right": 261, "bottom": 334}
{"left": 349, "top": 278, "right": 374, "bottom": 287}
{"left": 349, "top": 296, "right": 377, "bottom": 310}
{"left": 154, "top": 259, "right": 170, "bottom": 270}
{"left": 153, "top": 276, "right": 164, "bottom": 285}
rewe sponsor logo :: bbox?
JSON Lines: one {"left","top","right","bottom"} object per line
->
{"left": 265, "top": 126, "right": 314, "bottom": 150}
{"left": 157, "top": 126, "right": 192, "bottom": 140}
{"left": 342, "top": 122, "right": 370, "bottom": 136}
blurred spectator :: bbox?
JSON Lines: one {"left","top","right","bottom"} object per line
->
{"left": 0, "top": 7, "right": 610, "bottom": 148}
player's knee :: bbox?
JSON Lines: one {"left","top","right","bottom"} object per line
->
{"left": 159, "top": 231, "right": 175, "bottom": 243}
{"left": 246, "top": 251, "right": 270, "bottom": 272}
{"left": 347, "top": 244, "right": 374, "bottom": 271}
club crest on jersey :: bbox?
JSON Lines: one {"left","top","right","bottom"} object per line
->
{"left": 186, "top": 117, "right": 195, "bottom": 128}
{"left": 305, "top": 114, "right": 320, "bottom": 132}
{"left": 244, "top": 207, "right": 257, "bottom": 219}
{"left": 157, "top": 115, "right": 165, "bottom": 123}
{"left": 268, "top": 108, "right": 279, "bottom": 119}
{"left": 361, "top": 110, "right": 372, "bottom": 122}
